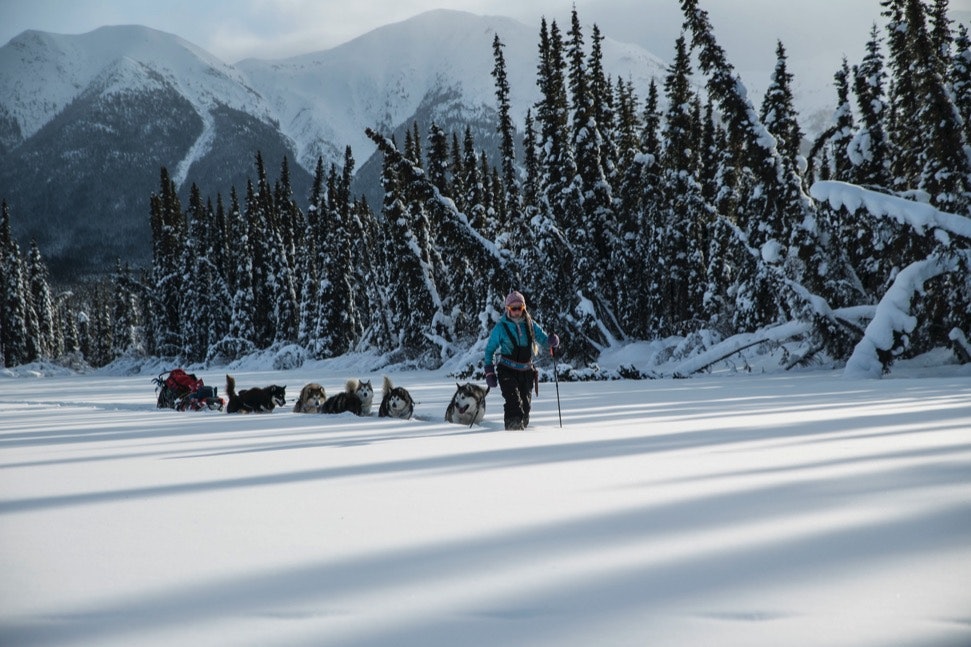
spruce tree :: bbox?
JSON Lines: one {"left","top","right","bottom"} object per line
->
{"left": 110, "top": 260, "right": 142, "bottom": 358}
{"left": 759, "top": 41, "right": 805, "bottom": 166}
{"left": 272, "top": 156, "right": 302, "bottom": 344}
{"left": 217, "top": 186, "right": 257, "bottom": 361}
{"left": 477, "top": 151, "right": 499, "bottom": 239}
{"left": 312, "top": 153, "right": 360, "bottom": 358}
{"left": 181, "top": 184, "right": 230, "bottom": 362}
{"left": 427, "top": 123, "right": 450, "bottom": 196}
{"left": 60, "top": 292, "right": 81, "bottom": 360}
{"left": 148, "top": 167, "right": 184, "bottom": 357}
{"left": 27, "top": 240, "right": 58, "bottom": 359}
{"left": 535, "top": 18, "right": 577, "bottom": 217}
{"left": 90, "top": 291, "right": 113, "bottom": 368}
{"left": 698, "top": 98, "right": 722, "bottom": 204}
{"left": 816, "top": 59, "right": 856, "bottom": 182}
{"left": 568, "top": 8, "right": 618, "bottom": 339}
{"left": 341, "top": 147, "right": 372, "bottom": 345}
{"left": 181, "top": 184, "right": 210, "bottom": 361}
{"left": 0, "top": 201, "right": 30, "bottom": 366}
{"left": 616, "top": 78, "right": 661, "bottom": 222}
{"left": 588, "top": 24, "right": 617, "bottom": 180}
{"left": 212, "top": 195, "right": 229, "bottom": 287}
{"left": 491, "top": 33, "right": 519, "bottom": 226}
{"left": 76, "top": 309, "right": 92, "bottom": 366}
{"left": 350, "top": 196, "right": 381, "bottom": 348}
{"left": 612, "top": 77, "right": 640, "bottom": 178}
{"left": 904, "top": 0, "right": 971, "bottom": 215}
{"left": 882, "top": 0, "right": 923, "bottom": 190}
{"left": 850, "top": 25, "right": 892, "bottom": 188}
{"left": 371, "top": 131, "right": 440, "bottom": 361}
{"left": 535, "top": 17, "right": 606, "bottom": 357}
{"left": 521, "top": 110, "right": 540, "bottom": 211}
{"left": 298, "top": 158, "right": 325, "bottom": 355}
{"left": 661, "top": 36, "right": 698, "bottom": 176}
{"left": 412, "top": 122, "right": 423, "bottom": 167}
{"left": 449, "top": 133, "right": 467, "bottom": 213}
{"left": 951, "top": 24, "right": 971, "bottom": 145}
{"left": 462, "top": 127, "right": 486, "bottom": 231}
{"left": 651, "top": 35, "right": 709, "bottom": 335}
{"left": 613, "top": 79, "right": 661, "bottom": 338}
{"left": 245, "top": 153, "right": 298, "bottom": 347}
{"left": 928, "top": 0, "right": 954, "bottom": 78}
{"left": 18, "top": 255, "right": 42, "bottom": 363}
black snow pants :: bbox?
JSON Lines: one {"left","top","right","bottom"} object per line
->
{"left": 497, "top": 364, "right": 535, "bottom": 430}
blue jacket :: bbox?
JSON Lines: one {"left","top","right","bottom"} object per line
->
{"left": 484, "top": 313, "right": 551, "bottom": 371}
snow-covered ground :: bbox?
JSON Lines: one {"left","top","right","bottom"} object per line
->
{"left": 1, "top": 349, "right": 970, "bottom": 647}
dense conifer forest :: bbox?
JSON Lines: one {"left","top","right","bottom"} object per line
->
{"left": 2, "top": 0, "right": 969, "bottom": 375}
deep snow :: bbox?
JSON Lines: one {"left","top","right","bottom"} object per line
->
{"left": 1, "top": 349, "right": 970, "bottom": 647}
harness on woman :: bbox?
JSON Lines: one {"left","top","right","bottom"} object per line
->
{"left": 500, "top": 321, "right": 539, "bottom": 395}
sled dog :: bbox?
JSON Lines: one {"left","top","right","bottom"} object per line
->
{"left": 225, "top": 374, "right": 286, "bottom": 414}
{"left": 293, "top": 383, "right": 327, "bottom": 413}
{"left": 378, "top": 376, "right": 415, "bottom": 420}
{"left": 322, "top": 379, "right": 374, "bottom": 415}
{"left": 444, "top": 382, "right": 488, "bottom": 426}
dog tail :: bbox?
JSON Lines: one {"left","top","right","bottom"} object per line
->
{"left": 226, "top": 374, "right": 237, "bottom": 399}
{"left": 346, "top": 378, "right": 360, "bottom": 393}
{"left": 382, "top": 375, "right": 393, "bottom": 395}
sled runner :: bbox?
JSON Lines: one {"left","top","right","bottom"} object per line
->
{"left": 153, "top": 368, "right": 225, "bottom": 411}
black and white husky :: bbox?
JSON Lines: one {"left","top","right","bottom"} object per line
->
{"left": 378, "top": 376, "right": 415, "bottom": 419}
{"left": 225, "top": 374, "right": 286, "bottom": 414}
{"left": 444, "top": 382, "right": 488, "bottom": 426}
{"left": 321, "top": 378, "right": 374, "bottom": 415}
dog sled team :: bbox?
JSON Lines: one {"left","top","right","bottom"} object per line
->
{"left": 155, "top": 291, "right": 560, "bottom": 430}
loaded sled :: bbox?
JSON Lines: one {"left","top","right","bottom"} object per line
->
{"left": 153, "top": 368, "right": 225, "bottom": 411}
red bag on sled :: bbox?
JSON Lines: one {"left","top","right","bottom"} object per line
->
{"left": 153, "top": 369, "right": 224, "bottom": 411}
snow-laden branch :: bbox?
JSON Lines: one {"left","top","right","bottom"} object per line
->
{"left": 843, "top": 255, "right": 950, "bottom": 378}
{"left": 949, "top": 327, "right": 971, "bottom": 363}
{"left": 812, "top": 181, "right": 971, "bottom": 377}
{"left": 811, "top": 181, "right": 971, "bottom": 241}
{"left": 671, "top": 306, "right": 875, "bottom": 377}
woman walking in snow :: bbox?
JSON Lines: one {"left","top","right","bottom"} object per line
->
{"left": 484, "top": 291, "right": 559, "bottom": 430}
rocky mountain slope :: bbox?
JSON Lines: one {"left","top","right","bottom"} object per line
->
{"left": 0, "top": 10, "right": 666, "bottom": 278}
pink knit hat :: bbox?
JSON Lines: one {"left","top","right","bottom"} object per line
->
{"left": 504, "top": 290, "right": 526, "bottom": 308}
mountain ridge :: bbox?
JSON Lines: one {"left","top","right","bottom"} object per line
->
{"left": 0, "top": 10, "right": 668, "bottom": 278}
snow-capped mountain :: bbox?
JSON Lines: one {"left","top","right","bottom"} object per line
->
{"left": 0, "top": 25, "right": 271, "bottom": 145}
{"left": 237, "top": 9, "right": 664, "bottom": 175}
{"left": 0, "top": 10, "right": 666, "bottom": 278}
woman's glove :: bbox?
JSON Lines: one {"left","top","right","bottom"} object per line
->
{"left": 485, "top": 365, "right": 498, "bottom": 388}
{"left": 549, "top": 334, "right": 560, "bottom": 349}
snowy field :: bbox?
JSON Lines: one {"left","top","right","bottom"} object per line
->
{"left": 1, "top": 354, "right": 970, "bottom": 647}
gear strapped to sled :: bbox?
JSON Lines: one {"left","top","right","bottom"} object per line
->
{"left": 153, "top": 369, "right": 225, "bottom": 411}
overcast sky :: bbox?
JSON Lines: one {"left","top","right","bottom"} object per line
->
{"left": 2, "top": 0, "right": 971, "bottom": 108}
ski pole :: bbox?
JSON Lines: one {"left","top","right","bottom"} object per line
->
{"left": 551, "top": 336, "right": 563, "bottom": 428}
